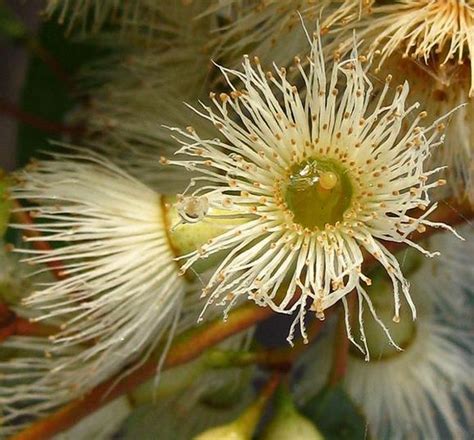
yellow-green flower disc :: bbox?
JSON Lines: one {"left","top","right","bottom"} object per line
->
{"left": 284, "top": 157, "right": 352, "bottom": 230}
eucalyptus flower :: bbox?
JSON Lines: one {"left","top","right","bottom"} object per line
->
{"left": 334, "top": 0, "right": 474, "bottom": 202}
{"left": 45, "top": 0, "right": 155, "bottom": 33}
{"left": 351, "top": 0, "right": 474, "bottom": 94}
{"left": 295, "top": 229, "right": 474, "bottom": 439}
{"left": 81, "top": 0, "right": 221, "bottom": 193}
{"left": 0, "top": 149, "right": 188, "bottom": 435}
{"left": 169, "top": 31, "right": 457, "bottom": 352}
{"left": 212, "top": 0, "right": 373, "bottom": 67}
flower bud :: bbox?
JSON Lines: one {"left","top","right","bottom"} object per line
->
{"left": 262, "top": 386, "right": 323, "bottom": 440}
{"left": 194, "top": 385, "right": 268, "bottom": 440}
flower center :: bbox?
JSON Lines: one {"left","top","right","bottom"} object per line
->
{"left": 284, "top": 157, "right": 352, "bottom": 229}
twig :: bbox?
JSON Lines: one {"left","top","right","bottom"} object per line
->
{"left": 0, "top": 301, "right": 58, "bottom": 343}
{"left": 25, "top": 38, "right": 75, "bottom": 93}
{"left": 10, "top": 303, "right": 275, "bottom": 440}
{"left": 0, "top": 98, "right": 83, "bottom": 136}
{"left": 11, "top": 200, "right": 67, "bottom": 281}
{"left": 206, "top": 316, "right": 327, "bottom": 371}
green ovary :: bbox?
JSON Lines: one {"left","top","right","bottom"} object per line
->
{"left": 284, "top": 157, "right": 353, "bottom": 229}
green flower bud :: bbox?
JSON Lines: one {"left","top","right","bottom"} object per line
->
{"left": 262, "top": 386, "right": 324, "bottom": 440}
{"left": 194, "top": 387, "right": 268, "bottom": 440}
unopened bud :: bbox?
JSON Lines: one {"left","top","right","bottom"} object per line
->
{"left": 194, "top": 383, "right": 270, "bottom": 440}
{"left": 262, "top": 385, "right": 323, "bottom": 440}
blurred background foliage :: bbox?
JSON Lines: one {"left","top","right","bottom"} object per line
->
{"left": 0, "top": 1, "right": 105, "bottom": 168}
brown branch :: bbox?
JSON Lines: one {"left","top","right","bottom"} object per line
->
{"left": 0, "top": 301, "right": 58, "bottom": 343}
{"left": 259, "top": 372, "right": 282, "bottom": 403}
{"left": 25, "top": 38, "right": 75, "bottom": 93}
{"left": 0, "top": 98, "right": 83, "bottom": 136}
{"left": 11, "top": 303, "right": 275, "bottom": 440}
{"left": 11, "top": 201, "right": 67, "bottom": 281}
{"left": 205, "top": 316, "right": 326, "bottom": 372}
{"left": 9, "top": 197, "right": 474, "bottom": 439}
{"left": 0, "top": 302, "right": 16, "bottom": 342}
{"left": 250, "top": 316, "right": 327, "bottom": 371}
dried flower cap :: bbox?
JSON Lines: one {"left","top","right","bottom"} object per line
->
{"left": 170, "top": 31, "right": 458, "bottom": 352}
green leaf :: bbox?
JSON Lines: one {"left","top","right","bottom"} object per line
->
{"left": 301, "top": 384, "right": 369, "bottom": 440}
{"left": 17, "top": 19, "right": 107, "bottom": 166}
{"left": 0, "top": 3, "right": 27, "bottom": 41}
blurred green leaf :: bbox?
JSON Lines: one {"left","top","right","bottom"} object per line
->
{"left": 0, "top": 3, "right": 27, "bottom": 41}
{"left": 17, "top": 19, "right": 106, "bottom": 166}
{"left": 301, "top": 384, "right": 369, "bottom": 440}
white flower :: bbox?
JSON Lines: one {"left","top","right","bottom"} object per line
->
{"left": 334, "top": 0, "right": 474, "bottom": 201}
{"left": 45, "top": 0, "right": 153, "bottom": 33}
{"left": 295, "top": 230, "right": 474, "bottom": 439}
{"left": 169, "top": 31, "right": 458, "bottom": 351}
{"left": 422, "top": 224, "right": 474, "bottom": 314}
{"left": 0, "top": 149, "right": 187, "bottom": 434}
{"left": 346, "top": 0, "right": 474, "bottom": 97}
{"left": 213, "top": 0, "right": 373, "bottom": 67}
{"left": 81, "top": 1, "right": 220, "bottom": 193}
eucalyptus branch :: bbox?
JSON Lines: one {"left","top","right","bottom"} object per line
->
{"left": 206, "top": 317, "right": 327, "bottom": 371}
{"left": 0, "top": 301, "right": 57, "bottom": 343}
{"left": 0, "top": 98, "right": 82, "bottom": 136}
{"left": 11, "top": 200, "right": 67, "bottom": 281}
